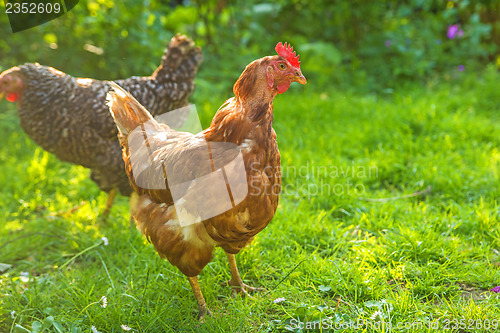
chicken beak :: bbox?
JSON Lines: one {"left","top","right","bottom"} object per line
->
{"left": 295, "top": 74, "right": 307, "bottom": 85}
{"left": 0, "top": 91, "right": 4, "bottom": 100}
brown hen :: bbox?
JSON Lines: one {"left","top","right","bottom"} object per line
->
{"left": 107, "top": 42, "right": 306, "bottom": 319}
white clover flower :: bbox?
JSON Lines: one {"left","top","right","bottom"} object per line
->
{"left": 10, "top": 310, "right": 15, "bottom": 319}
{"left": 370, "top": 310, "right": 383, "bottom": 320}
{"left": 91, "top": 326, "right": 101, "bottom": 333}
{"left": 101, "top": 237, "right": 109, "bottom": 246}
{"left": 273, "top": 297, "right": 286, "bottom": 304}
{"left": 100, "top": 296, "right": 108, "bottom": 308}
{"left": 121, "top": 324, "right": 132, "bottom": 331}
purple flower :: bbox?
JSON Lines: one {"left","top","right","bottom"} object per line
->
{"left": 384, "top": 40, "right": 391, "bottom": 47}
{"left": 447, "top": 25, "right": 464, "bottom": 39}
{"left": 447, "top": 25, "right": 458, "bottom": 38}
{"left": 491, "top": 286, "right": 500, "bottom": 293}
{"left": 458, "top": 65, "right": 465, "bottom": 71}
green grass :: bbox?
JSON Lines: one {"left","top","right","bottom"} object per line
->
{"left": 1, "top": 66, "right": 500, "bottom": 333}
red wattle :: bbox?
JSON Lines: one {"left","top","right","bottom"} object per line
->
{"left": 277, "top": 81, "right": 291, "bottom": 94}
{"left": 6, "top": 93, "right": 19, "bottom": 102}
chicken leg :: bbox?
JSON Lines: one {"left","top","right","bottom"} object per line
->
{"left": 224, "top": 253, "right": 263, "bottom": 297}
{"left": 188, "top": 276, "right": 211, "bottom": 320}
{"left": 101, "top": 188, "right": 117, "bottom": 218}
{"left": 128, "top": 192, "right": 139, "bottom": 228}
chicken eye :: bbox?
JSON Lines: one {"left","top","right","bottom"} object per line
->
{"left": 278, "top": 63, "right": 287, "bottom": 70}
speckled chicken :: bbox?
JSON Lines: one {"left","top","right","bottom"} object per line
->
{"left": 0, "top": 34, "right": 202, "bottom": 216}
{"left": 107, "top": 42, "right": 306, "bottom": 319}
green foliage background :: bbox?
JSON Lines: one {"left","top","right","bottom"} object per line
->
{"left": 0, "top": 0, "right": 499, "bottom": 92}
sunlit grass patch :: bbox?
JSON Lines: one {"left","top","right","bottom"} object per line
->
{"left": 1, "top": 69, "right": 500, "bottom": 331}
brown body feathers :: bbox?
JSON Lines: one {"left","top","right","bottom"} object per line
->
{"left": 108, "top": 56, "right": 284, "bottom": 276}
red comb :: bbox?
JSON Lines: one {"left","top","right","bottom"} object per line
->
{"left": 275, "top": 42, "right": 300, "bottom": 69}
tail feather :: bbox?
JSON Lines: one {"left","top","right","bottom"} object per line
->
{"left": 107, "top": 82, "right": 157, "bottom": 135}
{"left": 155, "top": 34, "right": 203, "bottom": 81}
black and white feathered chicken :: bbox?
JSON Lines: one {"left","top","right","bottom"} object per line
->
{"left": 0, "top": 34, "right": 202, "bottom": 216}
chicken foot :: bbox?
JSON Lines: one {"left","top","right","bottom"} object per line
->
{"left": 224, "top": 253, "right": 264, "bottom": 297}
{"left": 188, "top": 276, "right": 211, "bottom": 320}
